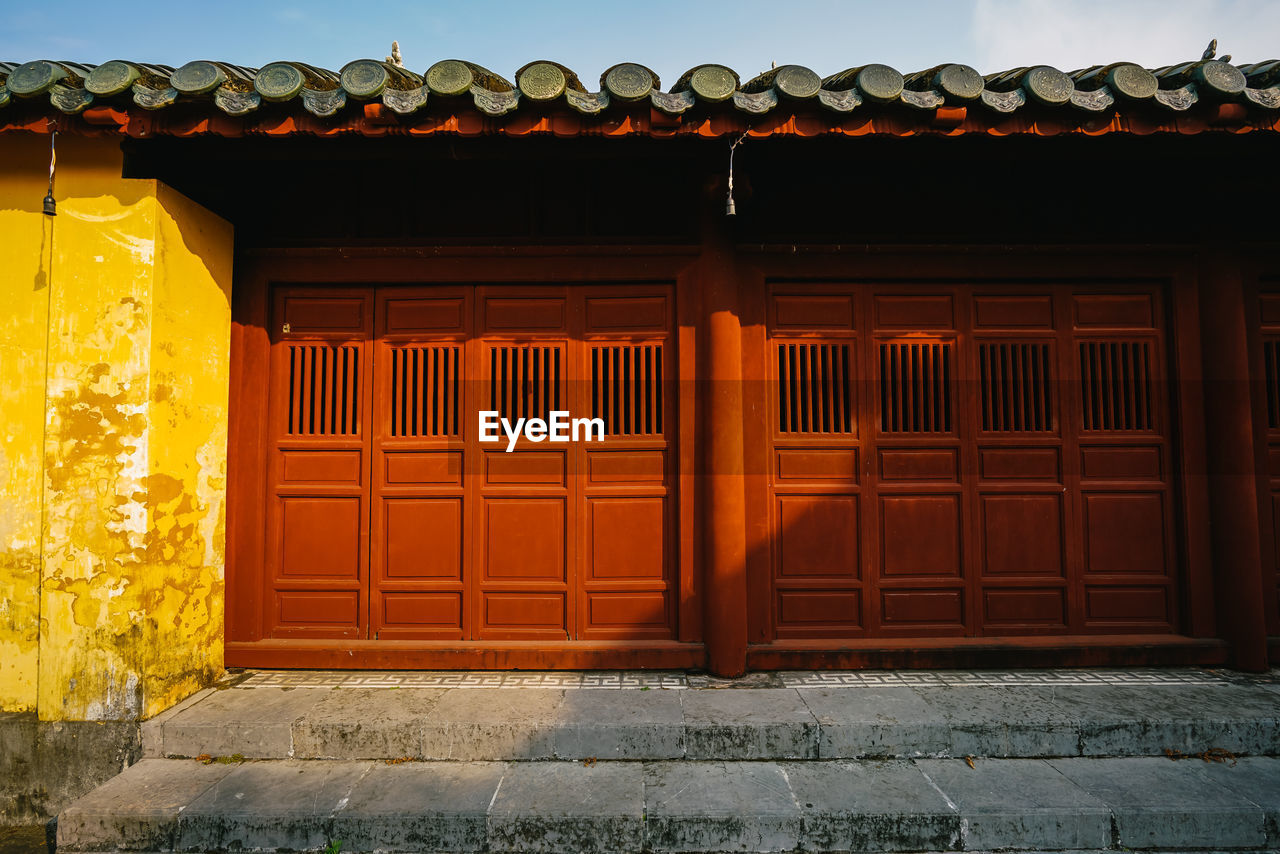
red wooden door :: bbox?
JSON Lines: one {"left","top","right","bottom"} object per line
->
{"left": 1252, "top": 284, "right": 1280, "bottom": 631}
{"left": 263, "top": 287, "right": 374, "bottom": 638}
{"left": 264, "top": 284, "right": 676, "bottom": 642}
{"left": 765, "top": 283, "right": 1178, "bottom": 640}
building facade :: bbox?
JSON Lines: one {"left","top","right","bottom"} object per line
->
{"left": 1, "top": 53, "right": 1279, "bottom": 731}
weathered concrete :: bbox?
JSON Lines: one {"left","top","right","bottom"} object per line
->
{"left": 489, "top": 761, "right": 644, "bottom": 853}
{"left": 329, "top": 761, "right": 504, "bottom": 853}
{"left": 58, "top": 756, "right": 1280, "bottom": 853}
{"left": 151, "top": 687, "right": 329, "bottom": 759}
{"left": 134, "top": 676, "right": 1280, "bottom": 764}
{"left": 799, "top": 686, "right": 950, "bottom": 758}
{"left": 1023, "top": 684, "right": 1280, "bottom": 757}
{"left": 0, "top": 715, "right": 140, "bottom": 826}
{"left": 682, "top": 689, "right": 817, "bottom": 760}
{"left": 57, "top": 759, "right": 234, "bottom": 851}
{"left": 176, "top": 760, "right": 371, "bottom": 852}
{"left": 1051, "top": 757, "right": 1270, "bottom": 850}
{"left": 290, "top": 687, "right": 447, "bottom": 759}
{"left": 1190, "top": 756, "right": 1280, "bottom": 846}
{"left": 420, "top": 688, "right": 566, "bottom": 760}
{"left": 783, "top": 759, "right": 959, "bottom": 852}
{"left": 554, "top": 689, "right": 684, "bottom": 760}
{"left": 644, "top": 761, "right": 801, "bottom": 852}
{"left": 918, "top": 758, "right": 1112, "bottom": 851}
{"left": 915, "top": 688, "right": 1081, "bottom": 757}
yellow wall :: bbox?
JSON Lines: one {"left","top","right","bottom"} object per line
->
{"left": 0, "top": 133, "right": 232, "bottom": 720}
{"left": 0, "top": 135, "right": 51, "bottom": 712}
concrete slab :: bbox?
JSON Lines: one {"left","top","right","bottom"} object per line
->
{"left": 915, "top": 688, "right": 1081, "bottom": 757}
{"left": 489, "top": 761, "right": 644, "bottom": 853}
{"left": 158, "top": 687, "right": 331, "bottom": 759}
{"left": 682, "top": 689, "right": 818, "bottom": 760}
{"left": 290, "top": 687, "right": 446, "bottom": 759}
{"left": 420, "top": 689, "right": 565, "bottom": 760}
{"left": 176, "top": 760, "right": 371, "bottom": 852}
{"left": 1026, "top": 684, "right": 1280, "bottom": 757}
{"left": 330, "top": 761, "right": 505, "bottom": 853}
{"left": 1189, "top": 757, "right": 1280, "bottom": 845}
{"left": 141, "top": 688, "right": 216, "bottom": 758}
{"left": 798, "top": 687, "right": 950, "bottom": 758}
{"left": 1051, "top": 756, "right": 1268, "bottom": 849}
{"left": 782, "top": 760, "right": 959, "bottom": 852}
{"left": 554, "top": 689, "right": 684, "bottom": 759}
{"left": 56, "top": 759, "right": 234, "bottom": 852}
{"left": 644, "top": 761, "right": 801, "bottom": 852}
{"left": 917, "top": 758, "right": 1111, "bottom": 851}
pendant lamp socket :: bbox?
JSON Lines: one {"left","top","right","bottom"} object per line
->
{"left": 42, "top": 190, "right": 57, "bottom": 217}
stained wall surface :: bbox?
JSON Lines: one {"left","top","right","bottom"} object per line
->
{"left": 0, "top": 134, "right": 232, "bottom": 721}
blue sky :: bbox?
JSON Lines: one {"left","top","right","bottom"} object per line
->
{"left": 3, "top": 0, "right": 1276, "bottom": 85}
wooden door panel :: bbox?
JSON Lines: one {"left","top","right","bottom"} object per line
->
{"left": 483, "top": 498, "right": 567, "bottom": 582}
{"left": 764, "top": 282, "right": 1177, "bottom": 641}
{"left": 979, "top": 494, "right": 1064, "bottom": 577}
{"left": 588, "top": 498, "right": 666, "bottom": 580}
{"left": 880, "top": 495, "right": 962, "bottom": 578}
{"left": 1083, "top": 493, "right": 1168, "bottom": 575}
{"left": 776, "top": 496, "right": 858, "bottom": 578}
{"left": 279, "top": 498, "right": 363, "bottom": 577}
{"left": 266, "top": 282, "right": 680, "bottom": 647}
{"left": 383, "top": 499, "right": 462, "bottom": 579}
{"left": 265, "top": 287, "right": 373, "bottom": 639}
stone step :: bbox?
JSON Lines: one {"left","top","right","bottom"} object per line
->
{"left": 143, "top": 678, "right": 1280, "bottom": 762}
{"left": 58, "top": 755, "right": 1280, "bottom": 853}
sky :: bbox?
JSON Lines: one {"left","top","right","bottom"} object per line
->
{"left": 3, "top": 0, "right": 1277, "bottom": 86}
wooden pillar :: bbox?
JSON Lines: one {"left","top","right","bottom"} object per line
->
{"left": 701, "top": 191, "right": 748, "bottom": 678}
{"left": 1199, "top": 250, "right": 1270, "bottom": 670}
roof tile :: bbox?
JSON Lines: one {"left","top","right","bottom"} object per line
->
{"left": 1, "top": 54, "right": 1276, "bottom": 135}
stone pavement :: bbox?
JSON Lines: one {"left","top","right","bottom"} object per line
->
{"left": 56, "top": 668, "right": 1280, "bottom": 852}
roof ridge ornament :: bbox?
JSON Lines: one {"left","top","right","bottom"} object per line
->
{"left": 386, "top": 41, "right": 404, "bottom": 69}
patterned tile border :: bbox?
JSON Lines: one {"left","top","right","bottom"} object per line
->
{"left": 232, "top": 668, "right": 1279, "bottom": 690}
{"left": 236, "top": 670, "right": 688, "bottom": 689}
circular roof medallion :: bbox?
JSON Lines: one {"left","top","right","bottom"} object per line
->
{"left": 426, "top": 60, "right": 473, "bottom": 97}
{"left": 774, "top": 65, "right": 821, "bottom": 99}
{"left": 1196, "top": 60, "right": 1247, "bottom": 96}
{"left": 689, "top": 65, "right": 737, "bottom": 102}
{"left": 855, "top": 64, "right": 904, "bottom": 102}
{"left": 934, "top": 63, "right": 984, "bottom": 101}
{"left": 171, "top": 61, "right": 225, "bottom": 95}
{"left": 255, "top": 63, "right": 305, "bottom": 101}
{"left": 8, "top": 60, "right": 61, "bottom": 96}
{"left": 1105, "top": 63, "right": 1158, "bottom": 100}
{"left": 518, "top": 62, "right": 566, "bottom": 101}
{"left": 1022, "top": 65, "right": 1073, "bottom": 104}
{"left": 340, "top": 60, "right": 389, "bottom": 99}
{"left": 86, "top": 60, "right": 139, "bottom": 96}
{"left": 604, "top": 63, "right": 653, "bottom": 101}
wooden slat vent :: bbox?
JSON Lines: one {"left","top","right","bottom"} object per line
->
{"left": 1265, "top": 339, "right": 1280, "bottom": 430}
{"left": 490, "top": 345, "right": 562, "bottom": 422}
{"left": 390, "top": 346, "right": 460, "bottom": 437}
{"left": 287, "top": 344, "right": 360, "bottom": 435}
{"left": 777, "top": 343, "right": 852, "bottom": 434}
{"left": 1079, "top": 340, "right": 1154, "bottom": 431}
{"left": 592, "top": 344, "right": 663, "bottom": 436}
{"left": 979, "top": 342, "right": 1053, "bottom": 432}
{"left": 879, "top": 341, "right": 952, "bottom": 433}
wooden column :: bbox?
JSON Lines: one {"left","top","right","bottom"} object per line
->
{"left": 1199, "top": 250, "right": 1270, "bottom": 670}
{"left": 701, "top": 191, "right": 748, "bottom": 677}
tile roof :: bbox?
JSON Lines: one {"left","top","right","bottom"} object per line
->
{"left": 1, "top": 55, "right": 1278, "bottom": 138}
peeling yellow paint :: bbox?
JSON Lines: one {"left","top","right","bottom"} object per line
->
{"left": 1, "top": 135, "right": 232, "bottom": 721}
